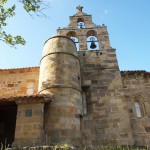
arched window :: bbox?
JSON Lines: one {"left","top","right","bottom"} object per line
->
{"left": 77, "top": 18, "right": 85, "bottom": 29}
{"left": 132, "top": 95, "right": 146, "bottom": 118}
{"left": 134, "top": 101, "right": 142, "bottom": 117}
{"left": 87, "top": 30, "right": 100, "bottom": 50}
{"left": 66, "top": 31, "right": 79, "bottom": 51}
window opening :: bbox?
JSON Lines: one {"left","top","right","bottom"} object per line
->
{"left": 82, "top": 86, "right": 89, "bottom": 115}
{"left": 78, "top": 22, "right": 85, "bottom": 29}
{"left": 71, "top": 37, "right": 79, "bottom": 51}
{"left": 25, "top": 109, "right": 32, "bottom": 117}
{"left": 77, "top": 18, "right": 85, "bottom": 29}
{"left": 134, "top": 101, "right": 142, "bottom": 117}
{"left": 87, "top": 36, "right": 99, "bottom": 50}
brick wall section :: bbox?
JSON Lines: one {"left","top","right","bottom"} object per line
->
{"left": 0, "top": 67, "right": 39, "bottom": 98}
{"left": 122, "top": 73, "right": 150, "bottom": 146}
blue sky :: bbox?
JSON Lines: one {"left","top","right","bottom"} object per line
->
{"left": 0, "top": 0, "right": 150, "bottom": 71}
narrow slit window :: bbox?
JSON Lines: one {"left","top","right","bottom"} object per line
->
{"left": 134, "top": 101, "right": 142, "bottom": 117}
{"left": 82, "top": 91, "right": 87, "bottom": 115}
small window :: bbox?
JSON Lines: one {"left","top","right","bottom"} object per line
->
{"left": 82, "top": 86, "right": 89, "bottom": 115}
{"left": 70, "top": 37, "right": 79, "bottom": 51}
{"left": 66, "top": 31, "right": 79, "bottom": 51}
{"left": 25, "top": 109, "right": 32, "bottom": 117}
{"left": 134, "top": 101, "right": 142, "bottom": 117}
{"left": 87, "top": 36, "right": 99, "bottom": 50}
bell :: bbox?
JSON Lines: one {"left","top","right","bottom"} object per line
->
{"left": 79, "top": 23, "right": 83, "bottom": 28}
{"left": 90, "top": 41, "right": 97, "bottom": 49}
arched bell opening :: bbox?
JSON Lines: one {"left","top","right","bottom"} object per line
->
{"left": 86, "top": 30, "right": 100, "bottom": 50}
{"left": 66, "top": 31, "right": 79, "bottom": 51}
{"left": 77, "top": 18, "right": 85, "bottom": 29}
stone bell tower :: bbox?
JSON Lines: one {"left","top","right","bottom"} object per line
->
{"left": 57, "top": 6, "right": 134, "bottom": 146}
{"left": 57, "top": 5, "right": 111, "bottom": 51}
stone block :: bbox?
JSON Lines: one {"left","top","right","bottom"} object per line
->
{"left": 83, "top": 80, "right": 91, "bottom": 85}
{"left": 33, "top": 124, "right": 42, "bottom": 130}
{"left": 15, "top": 125, "right": 22, "bottom": 132}
{"left": 23, "top": 125, "right": 33, "bottom": 131}
{"left": 47, "top": 129, "right": 61, "bottom": 137}
{"left": 145, "top": 127, "right": 150, "bottom": 132}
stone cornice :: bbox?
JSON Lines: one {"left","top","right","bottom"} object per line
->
{"left": 121, "top": 70, "right": 150, "bottom": 78}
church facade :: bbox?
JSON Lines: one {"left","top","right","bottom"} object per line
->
{"left": 0, "top": 6, "right": 150, "bottom": 147}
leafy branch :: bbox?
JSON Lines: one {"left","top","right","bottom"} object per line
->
{"left": 0, "top": 0, "right": 49, "bottom": 48}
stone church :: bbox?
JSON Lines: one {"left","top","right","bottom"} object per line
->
{"left": 0, "top": 6, "right": 150, "bottom": 147}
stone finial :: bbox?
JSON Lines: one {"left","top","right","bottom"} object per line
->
{"left": 76, "top": 5, "right": 83, "bottom": 12}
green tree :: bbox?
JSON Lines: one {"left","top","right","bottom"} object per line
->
{"left": 0, "top": 0, "right": 47, "bottom": 47}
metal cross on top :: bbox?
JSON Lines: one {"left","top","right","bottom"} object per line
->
{"left": 76, "top": 5, "right": 83, "bottom": 12}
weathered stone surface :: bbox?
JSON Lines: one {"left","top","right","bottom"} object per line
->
{"left": 0, "top": 6, "right": 150, "bottom": 147}
{"left": 38, "top": 36, "right": 82, "bottom": 145}
{"left": 14, "top": 103, "right": 44, "bottom": 144}
{"left": 145, "top": 127, "right": 150, "bottom": 132}
{"left": 0, "top": 67, "right": 39, "bottom": 98}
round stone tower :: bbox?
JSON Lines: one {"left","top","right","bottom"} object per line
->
{"left": 38, "top": 35, "right": 82, "bottom": 145}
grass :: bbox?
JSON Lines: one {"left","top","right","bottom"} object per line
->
{"left": 1, "top": 144, "right": 150, "bottom": 150}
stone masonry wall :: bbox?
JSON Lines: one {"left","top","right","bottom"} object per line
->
{"left": 1, "top": 7, "right": 150, "bottom": 147}
{"left": 38, "top": 36, "right": 82, "bottom": 145}
{"left": 0, "top": 67, "right": 39, "bottom": 98}
{"left": 78, "top": 49, "right": 134, "bottom": 146}
{"left": 15, "top": 102, "right": 44, "bottom": 146}
{"left": 122, "top": 73, "right": 150, "bottom": 146}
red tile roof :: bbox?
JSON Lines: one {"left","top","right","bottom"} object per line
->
{"left": 0, "top": 66, "right": 39, "bottom": 71}
{"left": 0, "top": 94, "right": 52, "bottom": 104}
